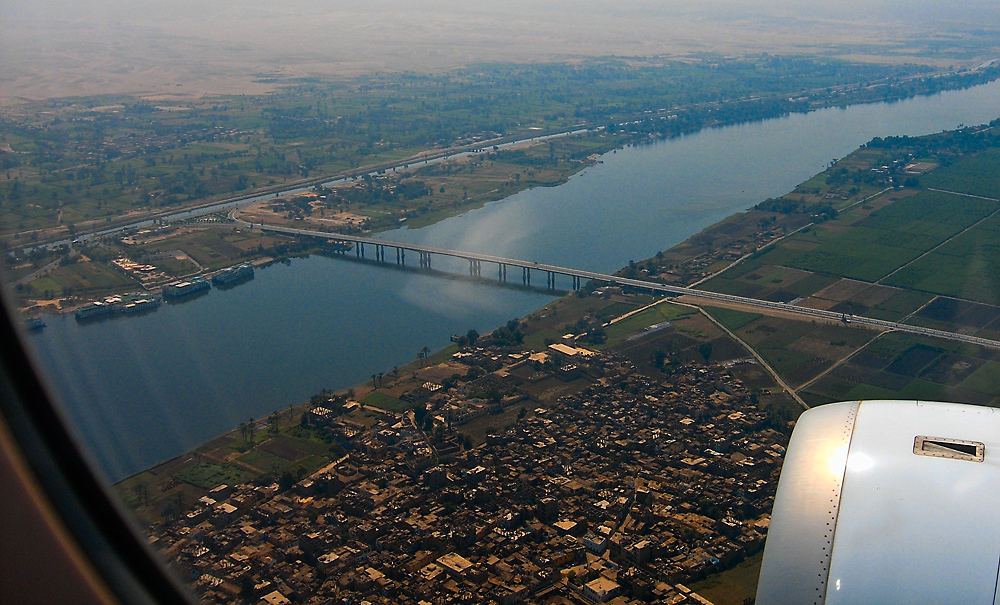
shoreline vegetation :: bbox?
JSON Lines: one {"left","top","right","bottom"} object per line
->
{"left": 5, "top": 55, "right": 1000, "bottom": 314}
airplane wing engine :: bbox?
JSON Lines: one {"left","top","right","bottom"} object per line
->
{"left": 757, "top": 400, "right": 1000, "bottom": 605}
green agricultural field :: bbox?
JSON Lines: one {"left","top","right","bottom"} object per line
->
{"left": 803, "top": 329, "right": 1000, "bottom": 408}
{"left": 690, "top": 552, "right": 762, "bottom": 605}
{"left": 295, "top": 454, "right": 332, "bottom": 476}
{"left": 361, "top": 391, "right": 410, "bottom": 411}
{"left": 782, "top": 272, "right": 840, "bottom": 297}
{"left": 274, "top": 433, "right": 335, "bottom": 458}
{"left": 696, "top": 276, "right": 746, "bottom": 296}
{"left": 802, "top": 375, "right": 858, "bottom": 402}
{"left": 759, "top": 347, "right": 833, "bottom": 386}
{"left": 751, "top": 320, "right": 816, "bottom": 350}
{"left": 863, "top": 332, "right": 931, "bottom": 358}
{"left": 151, "top": 256, "right": 200, "bottom": 276}
{"left": 237, "top": 449, "right": 292, "bottom": 474}
{"left": 113, "top": 471, "right": 157, "bottom": 508}
{"left": 897, "top": 378, "right": 952, "bottom": 401}
{"left": 784, "top": 190, "right": 998, "bottom": 282}
{"left": 921, "top": 148, "right": 1000, "bottom": 199}
{"left": 958, "top": 361, "right": 1000, "bottom": 397}
{"left": 139, "top": 229, "right": 267, "bottom": 270}
{"left": 602, "top": 302, "right": 695, "bottom": 344}
{"left": 864, "top": 290, "right": 933, "bottom": 321}
{"left": 174, "top": 463, "right": 250, "bottom": 490}
{"left": 27, "top": 261, "right": 134, "bottom": 297}
{"left": 843, "top": 383, "right": 900, "bottom": 400}
{"left": 885, "top": 213, "right": 1000, "bottom": 304}
{"left": 705, "top": 306, "right": 762, "bottom": 330}
{"left": 832, "top": 378, "right": 950, "bottom": 403}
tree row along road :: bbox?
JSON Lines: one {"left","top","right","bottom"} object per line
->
{"left": 254, "top": 222, "right": 1000, "bottom": 351}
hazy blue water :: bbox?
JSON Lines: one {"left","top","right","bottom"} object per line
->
{"left": 28, "top": 80, "right": 1000, "bottom": 482}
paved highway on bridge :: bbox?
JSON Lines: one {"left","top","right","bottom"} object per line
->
{"left": 244, "top": 219, "right": 1000, "bottom": 352}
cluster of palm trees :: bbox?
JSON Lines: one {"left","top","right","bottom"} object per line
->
{"left": 371, "top": 365, "right": 405, "bottom": 389}
{"left": 238, "top": 417, "right": 257, "bottom": 447}
{"left": 238, "top": 412, "right": 282, "bottom": 447}
{"left": 417, "top": 345, "right": 431, "bottom": 366}
{"left": 367, "top": 346, "right": 432, "bottom": 393}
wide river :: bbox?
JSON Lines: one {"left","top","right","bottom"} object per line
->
{"left": 28, "top": 81, "right": 1000, "bottom": 482}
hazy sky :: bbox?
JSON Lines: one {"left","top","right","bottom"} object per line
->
{"left": 2, "top": 1, "right": 998, "bottom": 99}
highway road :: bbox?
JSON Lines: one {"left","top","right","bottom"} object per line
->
{"left": 250, "top": 221, "right": 1000, "bottom": 352}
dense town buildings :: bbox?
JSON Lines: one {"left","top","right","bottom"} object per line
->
{"left": 148, "top": 347, "right": 785, "bottom": 604}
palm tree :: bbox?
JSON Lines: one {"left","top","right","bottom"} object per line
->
{"left": 371, "top": 373, "right": 377, "bottom": 387}
{"left": 418, "top": 346, "right": 431, "bottom": 366}
{"left": 377, "top": 372, "right": 384, "bottom": 387}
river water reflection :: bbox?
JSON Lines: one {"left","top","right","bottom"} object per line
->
{"left": 29, "top": 80, "right": 1000, "bottom": 481}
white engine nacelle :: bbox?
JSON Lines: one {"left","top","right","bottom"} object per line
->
{"left": 757, "top": 400, "right": 1000, "bottom": 605}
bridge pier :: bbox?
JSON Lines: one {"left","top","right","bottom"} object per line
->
{"left": 356, "top": 243, "right": 363, "bottom": 258}
{"left": 419, "top": 252, "right": 431, "bottom": 268}
{"left": 547, "top": 271, "right": 554, "bottom": 289}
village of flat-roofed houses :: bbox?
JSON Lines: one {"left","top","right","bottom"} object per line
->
{"left": 147, "top": 342, "right": 786, "bottom": 605}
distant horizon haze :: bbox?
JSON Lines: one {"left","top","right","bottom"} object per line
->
{"left": 2, "top": 0, "right": 998, "bottom": 100}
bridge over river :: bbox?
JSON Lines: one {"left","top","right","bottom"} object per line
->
{"left": 253, "top": 221, "right": 1000, "bottom": 352}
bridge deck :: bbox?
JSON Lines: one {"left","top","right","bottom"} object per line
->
{"left": 258, "top": 224, "right": 1000, "bottom": 351}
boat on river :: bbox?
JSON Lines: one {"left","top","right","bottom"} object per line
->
{"left": 162, "top": 276, "right": 211, "bottom": 298}
{"left": 211, "top": 264, "right": 254, "bottom": 286}
{"left": 75, "top": 293, "right": 162, "bottom": 321}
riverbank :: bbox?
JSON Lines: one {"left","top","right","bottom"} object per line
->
{"left": 11, "top": 133, "right": 614, "bottom": 314}
{"left": 111, "top": 105, "right": 1000, "bottom": 501}
{"left": 15, "top": 67, "right": 1000, "bottom": 314}
{"left": 35, "top": 76, "right": 1000, "bottom": 485}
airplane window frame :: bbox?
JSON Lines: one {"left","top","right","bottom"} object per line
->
{"left": 0, "top": 278, "right": 195, "bottom": 604}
